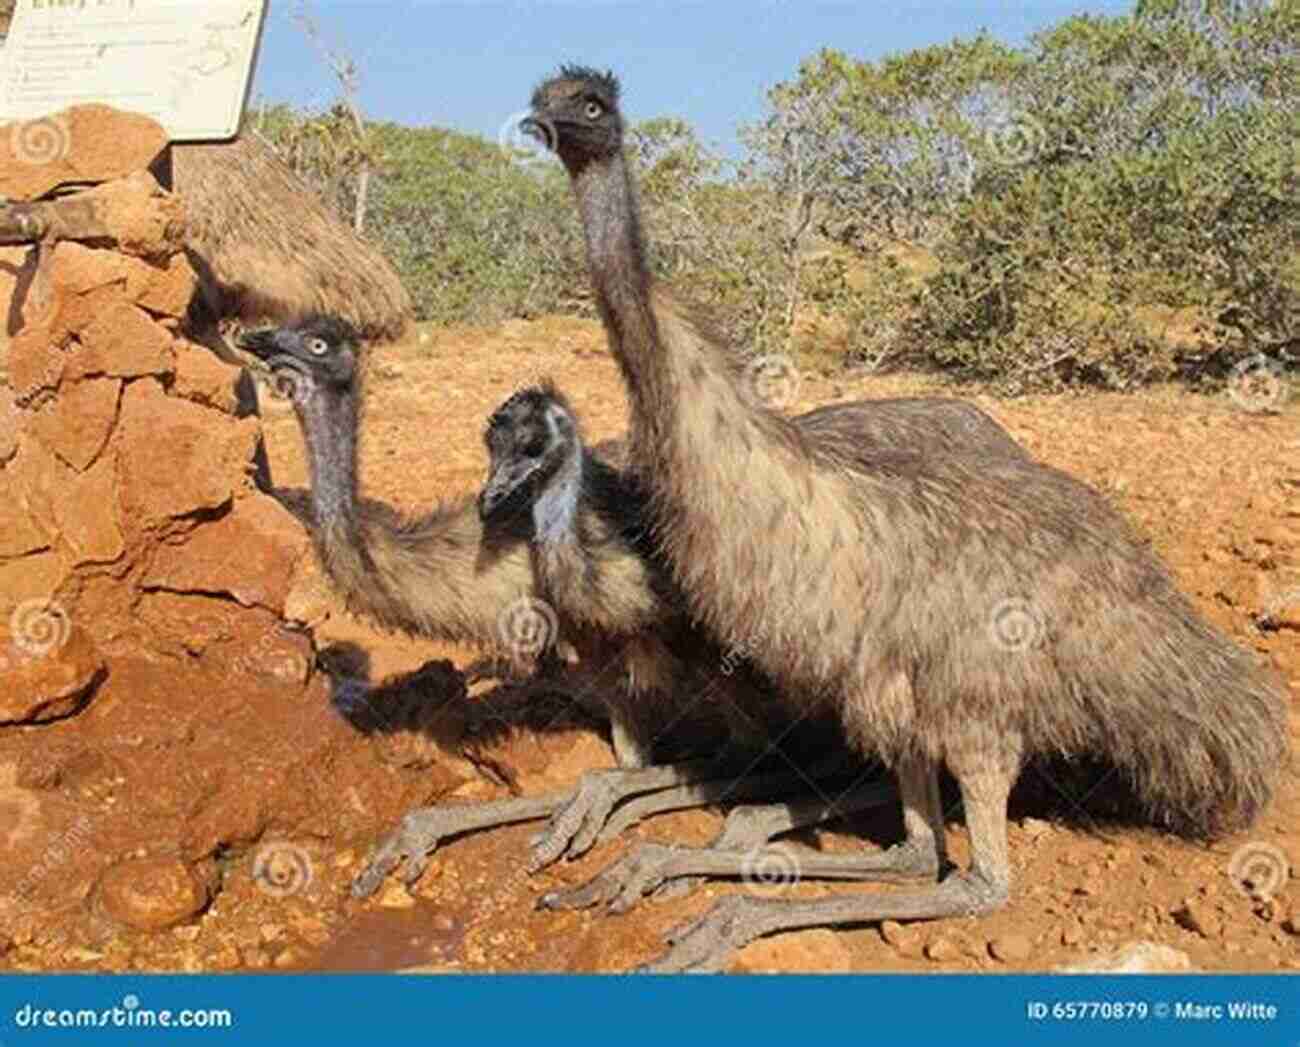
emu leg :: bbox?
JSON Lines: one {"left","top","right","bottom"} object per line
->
{"left": 638, "top": 753, "right": 1018, "bottom": 973}
{"left": 354, "top": 757, "right": 734, "bottom": 895}
{"left": 352, "top": 790, "right": 572, "bottom": 897}
{"left": 593, "top": 753, "right": 867, "bottom": 846}
{"left": 540, "top": 757, "right": 939, "bottom": 912}
{"left": 649, "top": 776, "right": 900, "bottom": 902}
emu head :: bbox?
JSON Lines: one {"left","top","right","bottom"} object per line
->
{"left": 524, "top": 64, "right": 623, "bottom": 170}
{"left": 478, "top": 381, "right": 581, "bottom": 531}
{"left": 239, "top": 313, "right": 361, "bottom": 409}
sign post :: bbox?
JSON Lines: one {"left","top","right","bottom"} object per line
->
{"left": 2, "top": 0, "right": 268, "bottom": 143}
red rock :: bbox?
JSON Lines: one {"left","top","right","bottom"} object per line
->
{"left": 6, "top": 318, "right": 67, "bottom": 403}
{"left": 85, "top": 171, "right": 185, "bottom": 258}
{"left": 128, "top": 252, "right": 195, "bottom": 317}
{"left": 98, "top": 858, "right": 207, "bottom": 932}
{"left": 27, "top": 377, "right": 120, "bottom": 471}
{"left": 0, "top": 620, "right": 103, "bottom": 724}
{"left": 0, "top": 553, "right": 67, "bottom": 610}
{"left": 171, "top": 342, "right": 244, "bottom": 414}
{"left": 50, "top": 455, "right": 124, "bottom": 565}
{"left": 0, "top": 494, "right": 50, "bottom": 559}
{"left": 114, "top": 381, "right": 257, "bottom": 526}
{"left": 66, "top": 301, "right": 173, "bottom": 381}
{"left": 141, "top": 495, "right": 306, "bottom": 613}
{"left": 0, "top": 106, "right": 168, "bottom": 201}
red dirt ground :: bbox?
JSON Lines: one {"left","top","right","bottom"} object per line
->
{"left": 3, "top": 315, "right": 1297, "bottom": 974}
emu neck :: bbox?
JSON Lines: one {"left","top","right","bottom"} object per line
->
{"left": 297, "top": 389, "right": 373, "bottom": 581}
{"left": 532, "top": 446, "right": 587, "bottom": 593}
{"left": 533, "top": 447, "right": 583, "bottom": 546}
{"left": 572, "top": 155, "right": 664, "bottom": 443}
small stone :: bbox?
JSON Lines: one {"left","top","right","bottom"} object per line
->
{"left": 259, "top": 923, "right": 284, "bottom": 945}
{"left": 880, "top": 920, "right": 922, "bottom": 958}
{"left": 988, "top": 934, "right": 1033, "bottom": 963}
{"left": 924, "top": 936, "right": 962, "bottom": 962}
{"left": 171, "top": 925, "right": 201, "bottom": 942}
{"left": 0, "top": 623, "right": 104, "bottom": 725}
{"left": 99, "top": 858, "right": 208, "bottom": 932}
{"left": 1021, "top": 817, "right": 1052, "bottom": 839}
{"left": 1060, "top": 922, "right": 1084, "bottom": 947}
{"left": 333, "top": 850, "right": 356, "bottom": 870}
{"left": 377, "top": 883, "right": 416, "bottom": 910}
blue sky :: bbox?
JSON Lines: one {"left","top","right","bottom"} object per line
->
{"left": 250, "top": 1, "right": 1136, "bottom": 150}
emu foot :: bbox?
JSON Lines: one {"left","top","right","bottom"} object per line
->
{"left": 352, "top": 792, "right": 565, "bottom": 898}
{"left": 637, "top": 872, "right": 1005, "bottom": 974}
{"left": 537, "top": 842, "right": 685, "bottom": 914}
{"left": 526, "top": 761, "right": 719, "bottom": 873}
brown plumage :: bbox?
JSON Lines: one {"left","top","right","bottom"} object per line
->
{"left": 175, "top": 135, "right": 413, "bottom": 342}
{"left": 528, "top": 65, "right": 1291, "bottom": 970}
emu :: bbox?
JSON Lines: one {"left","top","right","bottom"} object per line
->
{"left": 524, "top": 66, "right": 1290, "bottom": 971}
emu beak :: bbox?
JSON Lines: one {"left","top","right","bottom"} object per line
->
{"left": 519, "top": 114, "right": 556, "bottom": 152}
{"left": 478, "top": 460, "right": 539, "bottom": 522}
{"left": 238, "top": 327, "right": 284, "bottom": 361}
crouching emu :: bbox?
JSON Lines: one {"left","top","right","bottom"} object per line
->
{"left": 525, "top": 65, "right": 1290, "bottom": 972}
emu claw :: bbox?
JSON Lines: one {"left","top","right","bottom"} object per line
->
{"left": 537, "top": 842, "right": 677, "bottom": 914}
{"left": 351, "top": 814, "right": 440, "bottom": 898}
{"left": 635, "top": 895, "right": 767, "bottom": 974}
{"left": 527, "top": 771, "right": 624, "bottom": 872}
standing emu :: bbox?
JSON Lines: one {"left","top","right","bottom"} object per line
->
{"left": 525, "top": 66, "right": 1290, "bottom": 971}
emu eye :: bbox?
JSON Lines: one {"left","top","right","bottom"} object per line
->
{"left": 307, "top": 337, "right": 329, "bottom": 356}
{"left": 584, "top": 100, "right": 603, "bottom": 120}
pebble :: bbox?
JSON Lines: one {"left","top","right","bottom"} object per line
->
{"left": 378, "top": 883, "right": 416, "bottom": 910}
{"left": 99, "top": 858, "right": 208, "bottom": 932}
{"left": 988, "top": 934, "right": 1033, "bottom": 963}
{"left": 924, "top": 936, "right": 962, "bottom": 962}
